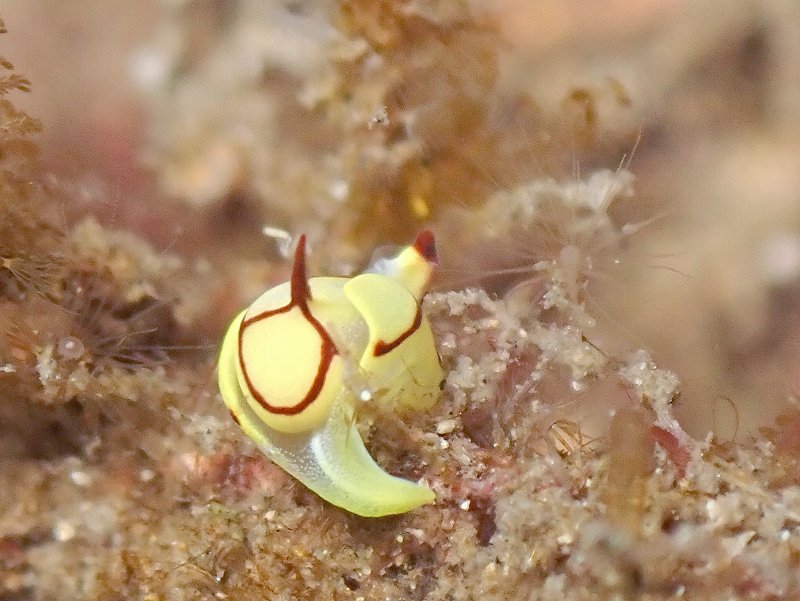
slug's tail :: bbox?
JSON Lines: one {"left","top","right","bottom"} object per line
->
{"left": 305, "top": 401, "right": 435, "bottom": 517}
{"left": 218, "top": 315, "right": 434, "bottom": 517}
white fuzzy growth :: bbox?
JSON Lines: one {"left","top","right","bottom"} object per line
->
{"left": 36, "top": 344, "right": 59, "bottom": 386}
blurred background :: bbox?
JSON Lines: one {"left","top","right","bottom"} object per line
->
{"left": 3, "top": 0, "right": 800, "bottom": 440}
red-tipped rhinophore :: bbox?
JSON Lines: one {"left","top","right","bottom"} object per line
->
{"left": 412, "top": 230, "right": 438, "bottom": 265}
{"left": 290, "top": 234, "right": 311, "bottom": 303}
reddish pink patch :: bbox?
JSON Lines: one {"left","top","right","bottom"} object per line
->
{"left": 0, "top": 536, "right": 25, "bottom": 569}
{"left": 191, "top": 452, "right": 289, "bottom": 499}
{"left": 650, "top": 426, "right": 690, "bottom": 478}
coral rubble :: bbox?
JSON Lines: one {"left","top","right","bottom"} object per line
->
{"left": 2, "top": 3, "right": 800, "bottom": 601}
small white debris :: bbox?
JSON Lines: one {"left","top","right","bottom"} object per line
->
{"left": 368, "top": 105, "right": 389, "bottom": 128}
{"left": 57, "top": 336, "right": 85, "bottom": 360}
{"left": 70, "top": 470, "right": 92, "bottom": 487}
{"left": 329, "top": 180, "right": 349, "bottom": 201}
{"left": 556, "top": 532, "right": 574, "bottom": 545}
{"left": 436, "top": 419, "right": 457, "bottom": 435}
{"left": 720, "top": 530, "right": 754, "bottom": 558}
{"left": 53, "top": 520, "right": 77, "bottom": 542}
{"left": 35, "top": 344, "right": 59, "bottom": 386}
{"left": 262, "top": 226, "right": 293, "bottom": 257}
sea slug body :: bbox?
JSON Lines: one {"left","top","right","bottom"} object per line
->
{"left": 218, "top": 231, "right": 443, "bottom": 517}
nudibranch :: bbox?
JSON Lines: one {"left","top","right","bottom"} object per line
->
{"left": 217, "top": 231, "right": 444, "bottom": 517}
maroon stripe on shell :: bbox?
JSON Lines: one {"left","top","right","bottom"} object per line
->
{"left": 237, "top": 234, "right": 338, "bottom": 416}
{"left": 372, "top": 304, "right": 422, "bottom": 357}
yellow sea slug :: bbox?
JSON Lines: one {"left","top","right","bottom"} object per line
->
{"left": 218, "top": 231, "right": 444, "bottom": 517}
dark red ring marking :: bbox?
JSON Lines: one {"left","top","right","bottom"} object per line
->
{"left": 237, "top": 235, "right": 339, "bottom": 416}
{"left": 373, "top": 304, "right": 422, "bottom": 357}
